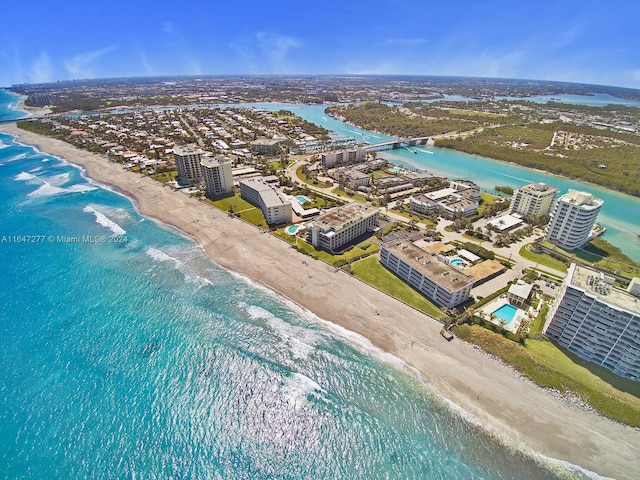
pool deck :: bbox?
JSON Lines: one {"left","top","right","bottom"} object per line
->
{"left": 479, "top": 298, "right": 527, "bottom": 334}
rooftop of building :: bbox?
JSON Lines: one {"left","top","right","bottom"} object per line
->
{"left": 173, "top": 144, "right": 204, "bottom": 156}
{"left": 313, "top": 203, "right": 378, "bottom": 231}
{"left": 568, "top": 264, "right": 640, "bottom": 314}
{"left": 251, "top": 138, "right": 282, "bottom": 146}
{"left": 201, "top": 155, "right": 231, "bottom": 168}
{"left": 382, "top": 240, "right": 475, "bottom": 291}
{"left": 508, "top": 280, "right": 534, "bottom": 300}
{"left": 517, "top": 182, "right": 559, "bottom": 195}
{"left": 559, "top": 189, "right": 604, "bottom": 208}
{"left": 411, "top": 194, "right": 438, "bottom": 205}
{"left": 239, "top": 177, "right": 290, "bottom": 208}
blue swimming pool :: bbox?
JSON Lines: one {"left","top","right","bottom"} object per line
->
{"left": 450, "top": 258, "right": 465, "bottom": 267}
{"left": 286, "top": 225, "right": 300, "bottom": 235}
{"left": 297, "top": 196, "right": 309, "bottom": 204}
{"left": 492, "top": 304, "right": 518, "bottom": 323}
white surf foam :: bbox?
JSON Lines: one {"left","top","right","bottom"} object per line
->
{"left": 145, "top": 247, "right": 213, "bottom": 288}
{"left": 83, "top": 206, "right": 126, "bottom": 235}
{"left": 44, "top": 172, "right": 71, "bottom": 187}
{"left": 67, "top": 184, "right": 96, "bottom": 194}
{"left": 27, "top": 182, "right": 68, "bottom": 198}
{"left": 15, "top": 171, "right": 38, "bottom": 181}
{"left": 244, "top": 304, "right": 320, "bottom": 360}
{"left": 5, "top": 152, "right": 28, "bottom": 162}
{"left": 146, "top": 247, "right": 179, "bottom": 265}
{"left": 283, "top": 372, "right": 324, "bottom": 410}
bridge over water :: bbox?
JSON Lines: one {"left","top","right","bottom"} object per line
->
{"left": 363, "top": 137, "right": 433, "bottom": 152}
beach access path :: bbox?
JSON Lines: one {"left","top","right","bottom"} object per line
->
{"left": 2, "top": 123, "right": 638, "bottom": 480}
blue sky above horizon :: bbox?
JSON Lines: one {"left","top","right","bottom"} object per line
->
{"left": 1, "top": 0, "right": 639, "bottom": 90}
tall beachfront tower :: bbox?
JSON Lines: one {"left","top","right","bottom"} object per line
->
{"left": 173, "top": 145, "right": 204, "bottom": 184}
{"left": 510, "top": 182, "right": 558, "bottom": 220}
{"left": 201, "top": 155, "right": 233, "bottom": 199}
{"left": 546, "top": 189, "right": 603, "bottom": 250}
{"left": 544, "top": 264, "right": 640, "bottom": 381}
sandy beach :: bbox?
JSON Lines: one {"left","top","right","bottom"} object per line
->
{"left": 2, "top": 122, "right": 638, "bottom": 479}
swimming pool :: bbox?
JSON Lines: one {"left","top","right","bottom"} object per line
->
{"left": 297, "top": 196, "right": 309, "bottom": 204}
{"left": 492, "top": 304, "right": 518, "bottom": 323}
{"left": 286, "top": 225, "right": 300, "bottom": 235}
{"left": 450, "top": 258, "right": 465, "bottom": 267}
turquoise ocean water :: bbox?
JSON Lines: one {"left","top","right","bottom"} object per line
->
{"left": 0, "top": 90, "right": 595, "bottom": 479}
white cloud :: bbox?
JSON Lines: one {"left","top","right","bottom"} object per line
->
{"left": 140, "top": 52, "right": 156, "bottom": 76}
{"left": 160, "top": 22, "right": 201, "bottom": 75}
{"left": 256, "top": 32, "right": 300, "bottom": 71}
{"left": 229, "top": 42, "right": 258, "bottom": 72}
{"left": 29, "top": 52, "right": 53, "bottom": 84}
{"left": 64, "top": 46, "right": 116, "bottom": 79}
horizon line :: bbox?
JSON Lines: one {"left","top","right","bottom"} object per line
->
{"left": 5, "top": 73, "right": 640, "bottom": 94}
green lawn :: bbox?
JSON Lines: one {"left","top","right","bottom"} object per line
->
{"left": 295, "top": 165, "right": 320, "bottom": 187}
{"left": 208, "top": 193, "right": 254, "bottom": 213}
{"left": 536, "top": 239, "right": 640, "bottom": 281}
{"left": 294, "top": 239, "right": 379, "bottom": 266}
{"left": 453, "top": 325, "right": 640, "bottom": 426}
{"left": 237, "top": 208, "right": 267, "bottom": 228}
{"left": 351, "top": 256, "right": 443, "bottom": 318}
{"left": 331, "top": 188, "right": 368, "bottom": 203}
{"left": 519, "top": 244, "right": 568, "bottom": 272}
{"left": 207, "top": 193, "right": 267, "bottom": 228}
{"left": 529, "top": 304, "right": 548, "bottom": 335}
{"left": 389, "top": 208, "right": 435, "bottom": 226}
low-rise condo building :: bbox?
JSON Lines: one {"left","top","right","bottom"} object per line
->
{"left": 250, "top": 138, "right": 282, "bottom": 156}
{"left": 409, "top": 183, "right": 479, "bottom": 219}
{"left": 546, "top": 189, "right": 603, "bottom": 250}
{"left": 321, "top": 148, "right": 366, "bottom": 168}
{"left": 307, "top": 203, "right": 378, "bottom": 252}
{"left": 544, "top": 264, "right": 640, "bottom": 381}
{"left": 239, "top": 178, "right": 292, "bottom": 225}
{"left": 201, "top": 155, "right": 234, "bottom": 199}
{"left": 510, "top": 182, "right": 559, "bottom": 219}
{"left": 174, "top": 144, "right": 205, "bottom": 184}
{"left": 379, "top": 240, "right": 474, "bottom": 308}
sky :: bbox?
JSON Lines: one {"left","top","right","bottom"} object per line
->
{"left": 1, "top": 0, "right": 639, "bottom": 89}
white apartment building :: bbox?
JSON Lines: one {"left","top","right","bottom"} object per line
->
{"left": 307, "top": 203, "right": 378, "bottom": 252}
{"left": 321, "top": 148, "right": 367, "bottom": 168}
{"left": 546, "top": 189, "right": 603, "bottom": 250}
{"left": 379, "top": 240, "right": 475, "bottom": 309}
{"left": 544, "top": 264, "right": 640, "bottom": 380}
{"left": 409, "top": 185, "right": 479, "bottom": 219}
{"left": 510, "top": 182, "right": 559, "bottom": 219}
{"left": 173, "top": 144, "right": 204, "bottom": 184}
{"left": 239, "top": 178, "right": 292, "bottom": 225}
{"left": 201, "top": 155, "right": 234, "bottom": 199}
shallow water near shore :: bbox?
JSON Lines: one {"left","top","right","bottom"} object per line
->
{"left": 0, "top": 128, "right": 594, "bottom": 476}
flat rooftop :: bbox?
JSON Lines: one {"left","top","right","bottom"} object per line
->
{"left": 569, "top": 264, "right": 640, "bottom": 314}
{"left": 240, "top": 177, "right": 289, "bottom": 208}
{"left": 314, "top": 203, "right": 378, "bottom": 231}
{"left": 465, "top": 259, "right": 506, "bottom": 283}
{"left": 382, "top": 240, "right": 475, "bottom": 291}
{"left": 518, "top": 182, "right": 558, "bottom": 195}
{"left": 173, "top": 144, "right": 204, "bottom": 156}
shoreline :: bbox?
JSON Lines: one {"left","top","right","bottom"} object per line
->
{"left": 1, "top": 123, "right": 639, "bottom": 479}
